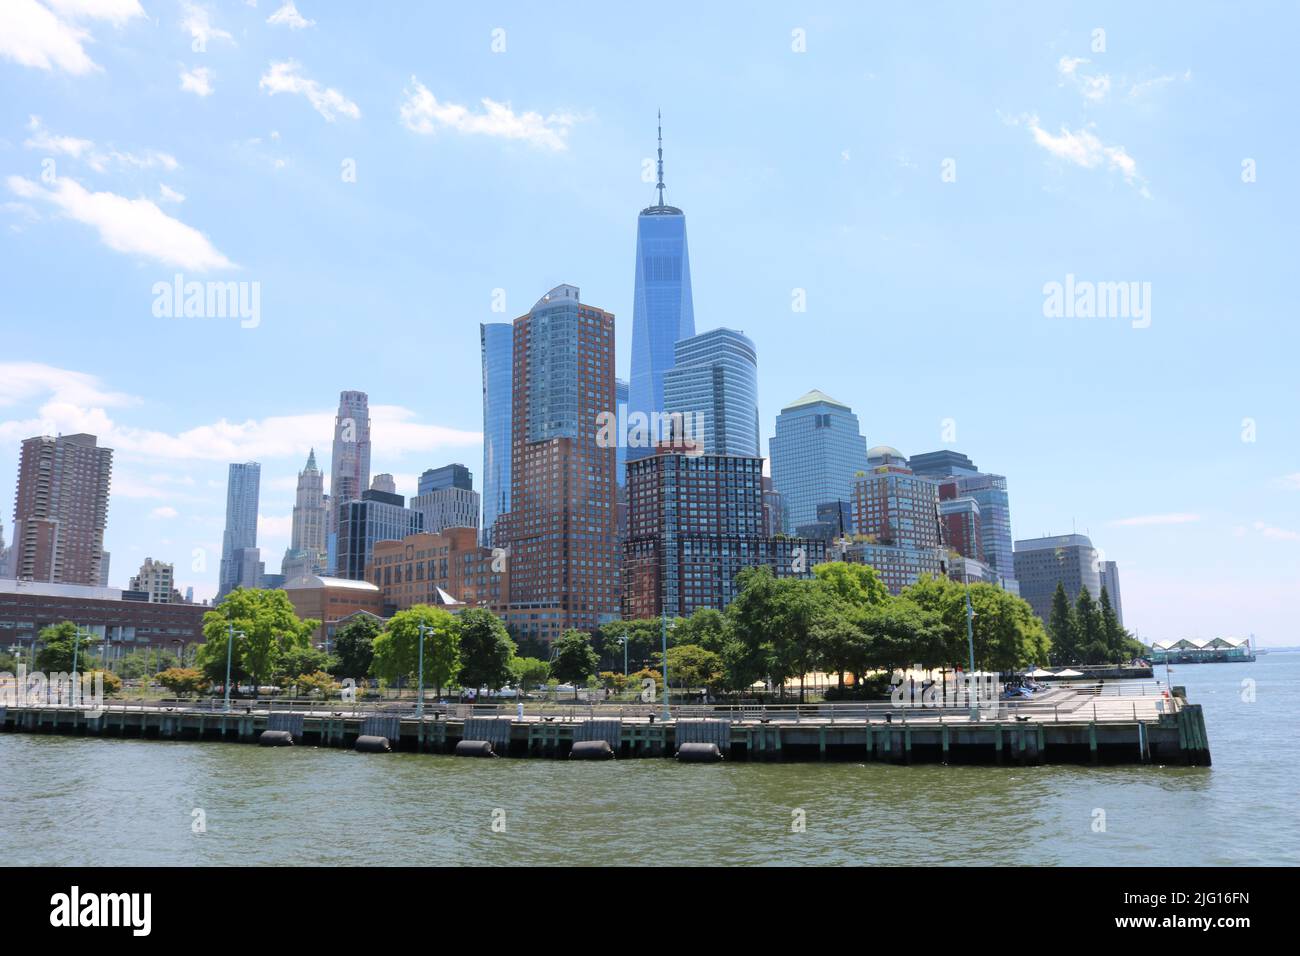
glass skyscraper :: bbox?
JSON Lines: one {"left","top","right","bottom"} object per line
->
{"left": 218, "top": 461, "right": 261, "bottom": 599}
{"left": 768, "top": 390, "right": 870, "bottom": 532}
{"left": 480, "top": 322, "right": 513, "bottom": 546}
{"left": 628, "top": 115, "right": 694, "bottom": 458}
{"left": 663, "top": 327, "right": 760, "bottom": 457}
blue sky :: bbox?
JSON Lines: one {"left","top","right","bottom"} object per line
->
{"left": 1, "top": 1, "right": 1296, "bottom": 644}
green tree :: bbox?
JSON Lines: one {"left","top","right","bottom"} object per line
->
{"left": 810, "top": 603, "right": 868, "bottom": 692}
{"left": 1098, "top": 587, "right": 1128, "bottom": 663}
{"left": 1075, "top": 586, "right": 1105, "bottom": 664}
{"left": 277, "top": 646, "right": 337, "bottom": 685}
{"left": 370, "top": 605, "right": 460, "bottom": 697}
{"left": 332, "top": 615, "right": 380, "bottom": 679}
{"left": 457, "top": 609, "right": 515, "bottom": 694}
{"left": 196, "top": 589, "right": 319, "bottom": 692}
{"left": 813, "top": 561, "right": 888, "bottom": 610}
{"left": 550, "top": 630, "right": 599, "bottom": 699}
{"left": 509, "top": 656, "right": 550, "bottom": 694}
{"left": 659, "top": 644, "right": 724, "bottom": 692}
{"left": 900, "top": 575, "right": 1048, "bottom": 672}
{"left": 34, "top": 621, "right": 98, "bottom": 673}
{"left": 296, "top": 671, "right": 338, "bottom": 698}
{"left": 725, "top": 566, "right": 781, "bottom": 693}
{"left": 157, "top": 667, "right": 206, "bottom": 697}
{"left": 1047, "top": 582, "right": 1080, "bottom": 665}
{"left": 673, "top": 607, "right": 730, "bottom": 656}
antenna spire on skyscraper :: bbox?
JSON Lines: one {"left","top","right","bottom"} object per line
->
{"left": 656, "top": 109, "right": 665, "bottom": 206}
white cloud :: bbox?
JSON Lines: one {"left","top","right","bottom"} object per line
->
{"left": 0, "top": 362, "right": 136, "bottom": 410}
{"left": 260, "top": 60, "right": 360, "bottom": 121}
{"left": 150, "top": 506, "right": 180, "bottom": 520}
{"left": 159, "top": 184, "right": 186, "bottom": 203}
{"left": 24, "top": 116, "right": 180, "bottom": 173}
{"left": 0, "top": 0, "right": 98, "bottom": 75}
{"left": 24, "top": 115, "right": 94, "bottom": 158}
{"left": 1022, "top": 116, "right": 1147, "bottom": 195}
{"left": 179, "top": 64, "right": 213, "bottom": 97}
{"left": 1128, "top": 70, "right": 1192, "bottom": 99}
{"left": 266, "top": 1, "right": 313, "bottom": 30}
{"left": 7, "top": 174, "right": 234, "bottom": 271}
{"left": 45, "top": 0, "right": 144, "bottom": 25}
{"left": 1253, "top": 521, "right": 1300, "bottom": 542}
{"left": 1109, "top": 513, "right": 1201, "bottom": 527}
{"left": 399, "top": 78, "right": 580, "bottom": 151}
{"left": 1057, "top": 55, "right": 1110, "bottom": 102}
{"left": 180, "top": 1, "right": 232, "bottom": 50}
{"left": 1275, "top": 473, "right": 1300, "bottom": 491}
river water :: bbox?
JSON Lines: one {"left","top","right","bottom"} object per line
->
{"left": 2, "top": 653, "right": 1296, "bottom": 866}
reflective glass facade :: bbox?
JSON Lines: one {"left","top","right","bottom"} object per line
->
{"left": 628, "top": 207, "right": 694, "bottom": 458}
{"left": 768, "top": 391, "right": 869, "bottom": 532}
{"left": 663, "top": 328, "right": 760, "bottom": 457}
{"left": 479, "top": 323, "right": 513, "bottom": 546}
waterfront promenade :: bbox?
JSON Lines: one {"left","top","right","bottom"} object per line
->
{"left": 0, "top": 679, "right": 1210, "bottom": 765}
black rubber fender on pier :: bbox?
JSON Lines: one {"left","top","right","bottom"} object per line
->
{"left": 454, "top": 739, "right": 497, "bottom": 758}
{"left": 258, "top": 730, "right": 294, "bottom": 747}
{"left": 569, "top": 740, "right": 615, "bottom": 760}
{"left": 676, "top": 742, "right": 723, "bottom": 762}
{"left": 354, "top": 735, "right": 391, "bottom": 753}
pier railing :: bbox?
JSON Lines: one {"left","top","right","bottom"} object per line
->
{"left": 16, "top": 680, "right": 1176, "bottom": 725}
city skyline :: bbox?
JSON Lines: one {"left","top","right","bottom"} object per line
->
{"left": 1, "top": 3, "right": 1297, "bottom": 644}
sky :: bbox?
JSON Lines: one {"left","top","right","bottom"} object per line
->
{"left": 0, "top": 1, "right": 1297, "bottom": 644}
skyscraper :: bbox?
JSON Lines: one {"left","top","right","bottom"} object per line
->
{"left": 10, "top": 433, "right": 113, "bottom": 586}
{"left": 411, "top": 463, "right": 479, "bottom": 534}
{"left": 663, "top": 327, "right": 760, "bottom": 457}
{"left": 327, "top": 390, "right": 371, "bottom": 569}
{"left": 1098, "top": 559, "right": 1124, "bottom": 627}
{"left": 615, "top": 377, "right": 629, "bottom": 487}
{"left": 628, "top": 113, "right": 694, "bottom": 458}
{"left": 847, "top": 445, "right": 947, "bottom": 594}
{"left": 480, "top": 322, "right": 513, "bottom": 546}
{"left": 281, "top": 449, "right": 326, "bottom": 580}
{"left": 495, "top": 284, "right": 619, "bottom": 643}
{"left": 371, "top": 474, "right": 397, "bottom": 495}
{"left": 130, "top": 557, "right": 181, "bottom": 604}
{"left": 911, "top": 449, "right": 1018, "bottom": 595}
{"left": 336, "top": 489, "right": 423, "bottom": 581}
{"left": 768, "top": 390, "right": 869, "bottom": 532}
{"left": 217, "top": 462, "right": 262, "bottom": 599}
{"left": 624, "top": 448, "right": 825, "bottom": 618}
{"left": 1012, "top": 533, "right": 1101, "bottom": 624}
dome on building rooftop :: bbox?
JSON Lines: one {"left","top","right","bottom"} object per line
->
{"left": 868, "top": 444, "right": 905, "bottom": 461}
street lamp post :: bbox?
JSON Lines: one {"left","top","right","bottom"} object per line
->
{"left": 416, "top": 620, "right": 429, "bottom": 718}
{"left": 660, "top": 611, "right": 671, "bottom": 721}
{"left": 223, "top": 623, "right": 244, "bottom": 713}
{"left": 71, "top": 627, "right": 83, "bottom": 707}
{"left": 964, "top": 581, "right": 979, "bottom": 721}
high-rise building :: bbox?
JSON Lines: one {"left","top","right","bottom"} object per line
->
{"left": 938, "top": 493, "right": 982, "bottom": 560}
{"left": 847, "top": 446, "right": 948, "bottom": 594}
{"left": 1012, "top": 533, "right": 1101, "bottom": 624}
{"left": 327, "top": 390, "right": 372, "bottom": 568}
{"left": 411, "top": 464, "right": 478, "bottom": 533}
{"left": 130, "top": 557, "right": 182, "bottom": 604}
{"left": 217, "top": 462, "right": 261, "bottom": 599}
{"left": 796, "top": 499, "right": 854, "bottom": 543}
{"left": 369, "top": 527, "right": 509, "bottom": 615}
{"left": 494, "top": 284, "right": 619, "bottom": 643}
{"left": 662, "top": 327, "right": 760, "bottom": 457}
{"left": 418, "top": 464, "right": 473, "bottom": 494}
{"left": 371, "top": 474, "right": 396, "bottom": 495}
{"left": 1098, "top": 559, "right": 1124, "bottom": 627}
{"left": 761, "top": 476, "right": 786, "bottom": 539}
{"left": 615, "top": 377, "right": 629, "bottom": 487}
{"left": 768, "top": 390, "right": 869, "bottom": 533}
{"left": 628, "top": 114, "right": 694, "bottom": 460}
{"left": 10, "top": 433, "right": 113, "bottom": 586}
{"left": 336, "top": 489, "right": 423, "bottom": 582}
{"left": 623, "top": 448, "right": 826, "bottom": 618}
{"left": 281, "top": 449, "right": 327, "bottom": 580}
{"left": 911, "top": 449, "right": 1018, "bottom": 595}
{"left": 480, "top": 323, "right": 513, "bottom": 546}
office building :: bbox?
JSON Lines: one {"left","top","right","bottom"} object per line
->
{"left": 411, "top": 471, "right": 480, "bottom": 535}
{"left": 217, "top": 462, "right": 261, "bottom": 599}
{"left": 480, "top": 323, "right": 513, "bottom": 546}
{"left": 628, "top": 114, "right": 695, "bottom": 459}
{"left": 662, "top": 327, "right": 760, "bottom": 457}
{"left": 769, "top": 390, "right": 870, "bottom": 532}
{"left": 1098, "top": 559, "right": 1124, "bottom": 627}
{"left": 335, "top": 489, "right": 423, "bottom": 581}
{"left": 369, "top": 527, "right": 509, "bottom": 615}
{"left": 1013, "top": 533, "right": 1101, "bottom": 623}
{"left": 281, "top": 449, "right": 327, "bottom": 580}
{"left": 847, "top": 446, "right": 947, "bottom": 594}
{"left": 9, "top": 433, "right": 113, "bottom": 586}
{"left": 371, "top": 474, "right": 397, "bottom": 495}
{"left": 327, "top": 390, "right": 372, "bottom": 567}
{"left": 129, "top": 557, "right": 182, "bottom": 604}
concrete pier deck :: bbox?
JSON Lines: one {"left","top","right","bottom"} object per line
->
{"left": 0, "top": 682, "right": 1210, "bottom": 766}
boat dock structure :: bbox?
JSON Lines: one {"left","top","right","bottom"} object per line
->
{"left": 0, "top": 680, "right": 1211, "bottom": 766}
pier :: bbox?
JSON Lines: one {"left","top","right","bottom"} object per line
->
{"left": 0, "top": 681, "right": 1210, "bottom": 766}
